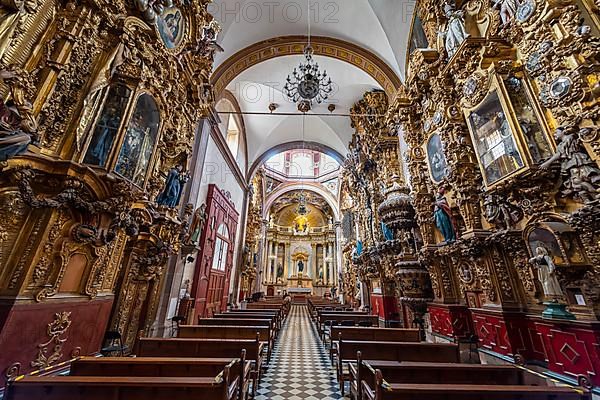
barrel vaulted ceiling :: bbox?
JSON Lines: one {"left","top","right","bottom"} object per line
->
{"left": 209, "top": 0, "right": 413, "bottom": 167}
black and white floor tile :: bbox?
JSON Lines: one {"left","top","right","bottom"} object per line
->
{"left": 255, "top": 305, "right": 344, "bottom": 400}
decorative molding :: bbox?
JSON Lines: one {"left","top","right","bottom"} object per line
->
{"left": 211, "top": 35, "right": 402, "bottom": 97}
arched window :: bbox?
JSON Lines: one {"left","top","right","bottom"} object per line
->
{"left": 114, "top": 94, "right": 160, "bottom": 186}
{"left": 226, "top": 115, "right": 240, "bottom": 158}
{"left": 83, "top": 84, "right": 132, "bottom": 167}
{"left": 211, "top": 223, "right": 230, "bottom": 271}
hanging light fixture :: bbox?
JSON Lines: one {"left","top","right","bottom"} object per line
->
{"left": 283, "top": 0, "right": 333, "bottom": 108}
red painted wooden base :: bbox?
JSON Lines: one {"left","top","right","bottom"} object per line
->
{"left": 428, "top": 303, "right": 473, "bottom": 339}
{"left": 0, "top": 297, "right": 113, "bottom": 379}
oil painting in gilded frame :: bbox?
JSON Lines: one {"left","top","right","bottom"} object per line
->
{"left": 426, "top": 133, "right": 449, "bottom": 183}
{"left": 464, "top": 74, "right": 526, "bottom": 187}
{"left": 156, "top": 6, "right": 186, "bottom": 50}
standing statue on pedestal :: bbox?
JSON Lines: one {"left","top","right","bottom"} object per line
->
{"left": 156, "top": 165, "right": 188, "bottom": 208}
{"left": 440, "top": 2, "right": 469, "bottom": 59}
{"left": 529, "top": 246, "right": 564, "bottom": 300}
{"left": 297, "top": 260, "right": 304, "bottom": 273}
{"left": 186, "top": 204, "right": 207, "bottom": 244}
{"left": 541, "top": 126, "right": 600, "bottom": 204}
{"left": 277, "top": 263, "right": 283, "bottom": 279}
{"left": 433, "top": 189, "right": 456, "bottom": 243}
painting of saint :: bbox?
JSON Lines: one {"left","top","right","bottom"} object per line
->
{"left": 426, "top": 133, "right": 449, "bottom": 183}
{"left": 156, "top": 7, "right": 185, "bottom": 49}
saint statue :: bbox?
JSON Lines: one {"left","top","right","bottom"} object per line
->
{"left": 186, "top": 204, "right": 207, "bottom": 244}
{"left": 156, "top": 165, "right": 187, "bottom": 208}
{"left": 493, "top": 0, "right": 517, "bottom": 25}
{"left": 529, "top": 246, "right": 564, "bottom": 300}
{"left": 541, "top": 126, "right": 600, "bottom": 204}
{"left": 441, "top": 2, "right": 469, "bottom": 59}
{"left": 297, "top": 260, "right": 304, "bottom": 273}
{"left": 434, "top": 189, "right": 456, "bottom": 243}
{"left": 0, "top": 97, "right": 36, "bottom": 162}
{"left": 277, "top": 263, "right": 283, "bottom": 278}
{"left": 381, "top": 221, "right": 394, "bottom": 241}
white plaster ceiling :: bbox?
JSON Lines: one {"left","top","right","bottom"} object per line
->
{"left": 225, "top": 55, "right": 381, "bottom": 165}
{"left": 209, "top": 0, "right": 416, "bottom": 79}
{"left": 210, "top": 0, "right": 415, "bottom": 170}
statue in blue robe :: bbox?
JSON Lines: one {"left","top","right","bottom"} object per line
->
{"left": 434, "top": 190, "right": 456, "bottom": 243}
{"left": 356, "top": 240, "right": 363, "bottom": 255}
{"left": 156, "top": 165, "right": 186, "bottom": 207}
{"left": 381, "top": 222, "right": 394, "bottom": 241}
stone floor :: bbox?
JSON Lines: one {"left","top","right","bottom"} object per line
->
{"left": 255, "top": 305, "right": 344, "bottom": 400}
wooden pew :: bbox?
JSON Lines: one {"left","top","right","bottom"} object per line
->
{"left": 350, "top": 354, "right": 527, "bottom": 400}
{"left": 198, "top": 318, "right": 276, "bottom": 338}
{"left": 6, "top": 362, "right": 241, "bottom": 400}
{"left": 219, "top": 310, "right": 281, "bottom": 329}
{"left": 234, "top": 308, "right": 284, "bottom": 327}
{"left": 318, "top": 313, "right": 378, "bottom": 340}
{"left": 329, "top": 327, "right": 420, "bottom": 362}
{"left": 136, "top": 337, "right": 263, "bottom": 397}
{"left": 70, "top": 354, "right": 250, "bottom": 400}
{"left": 370, "top": 379, "right": 588, "bottom": 400}
{"left": 336, "top": 340, "right": 459, "bottom": 396}
{"left": 178, "top": 325, "right": 273, "bottom": 362}
{"left": 213, "top": 313, "right": 280, "bottom": 331}
{"left": 351, "top": 353, "right": 588, "bottom": 400}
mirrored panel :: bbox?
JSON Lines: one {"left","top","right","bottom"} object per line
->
{"left": 504, "top": 77, "right": 553, "bottom": 163}
{"left": 83, "top": 85, "right": 131, "bottom": 167}
{"left": 114, "top": 94, "right": 160, "bottom": 186}
{"left": 466, "top": 90, "right": 525, "bottom": 185}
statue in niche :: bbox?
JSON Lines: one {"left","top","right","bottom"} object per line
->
{"left": 276, "top": 263, "right": 283, "bottom": 278}
{"left": 318, "top": 266, "right": 324, "bottom": 282}
{"left": 483, "top": 194, "right": 523, "bottom": 230}
{"left": 433, "top": 189, "right": 456, "bottom": 243}
{"left": 0, "top": 1, "right": 38, "bottom": 59}
{"left": 156, "top": 165, "right": 188, "bottom": 208}
{"left": 297, "top": 260, "right": 304, "bottom": 273}
{"left": 380, "top": 221, "right": 394, "bottom": 241}
{"left": 540, "top": 126, "right": 600, "bottom": 204}
{"left": 186, "top": 204, "right": 207, "bottom": 244}
{"left": 440, "top": 2, "right": 469, "bottom": 59}
{"left": 529, "top": 246, "right": 565, "bottom": 300}
{"left": 493, "top": 0, "right": 517, "bottom": 25}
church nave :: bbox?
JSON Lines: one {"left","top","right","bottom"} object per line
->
{"left": 256, "top": 305, "right": 342, "bottom": 400}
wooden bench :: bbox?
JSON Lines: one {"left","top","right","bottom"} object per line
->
{"left": 234, "top": 308, "right": 284, "bottom": 327}
{"left": 213, "top": 313, "right": 281, "bottom": 331}
{"left": 178, "top": 325, "right": 273, "bottom": 362}
{"left": 350, "top": 355, "right": 530, "bottom": 400}
{"left": 318, "top": 314, "right": 379, "bottom": 340}
{"left": 135, "top": 337, "right": 263, "bottom": 396}
{"left": 329, "top": 327, "right": 421, "bottom": 362}
{"left": 336, "top": 340, "right": 459, "bottom": 396}
{"left": 198, "top": 318, "right": 276, "bottom": 338}
{"left": 6, "top": 363, "right": 241, "bottom": 400}
{"left": 69, "top": 355, "right": 250, "bottom": 400}
{"left": 369, "top": 381, "right": 588, "bottom": 400}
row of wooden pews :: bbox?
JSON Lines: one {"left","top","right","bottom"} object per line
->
{"left": 6, "top": 300, "right": 289, "bottom": 400}
{"left": 312, "top": 303, "right": 590, "bottom": 400}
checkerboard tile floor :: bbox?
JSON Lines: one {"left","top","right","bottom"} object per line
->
{"left": 255, "top": 305, "right": 344, "bottom": 400}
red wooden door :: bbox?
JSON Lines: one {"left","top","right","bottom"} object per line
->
{"left": 191, "top": 184, "right": 239, "bottom": 321}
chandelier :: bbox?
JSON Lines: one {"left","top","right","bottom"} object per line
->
{"left": 284, "top": 46, "right": 333, "bottom": 105}
{"left": 283, "top": 0, "right": 333, "bottom": 106}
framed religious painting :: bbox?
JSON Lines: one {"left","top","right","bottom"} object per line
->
{"left": 155, "top": 6, "right": 186, "bottom": 50}
{"left": 464, "top": 72, "right": 529, "bottom": 187}
{"left": 425, "top": 133, "right": 449, "bottom": 183}
{"left": 114, "top": 93, "right": 161, "bottom": 187}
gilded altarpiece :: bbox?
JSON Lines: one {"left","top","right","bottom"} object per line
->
{"left": 0, "top": 0, "right": 215, "bottom": 378}
{"left": 383, "top": 0, "right": 600, "bottom": 387}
